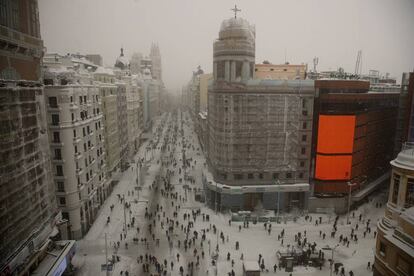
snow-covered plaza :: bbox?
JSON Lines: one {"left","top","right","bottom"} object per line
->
{"left": 72, "top": 110, "right": 384, "bottom": 276}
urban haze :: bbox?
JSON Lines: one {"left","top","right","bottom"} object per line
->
{"left": 1, "top": 1, "right": 414, "bottom": 276}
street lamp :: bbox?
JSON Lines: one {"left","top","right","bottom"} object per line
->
{"left": 347, "top": 182, "right": 357, "bottom": 224}
{"left": 322, "top": 244, "right": 339, "bottom": 276}
{"left": 123, "top": 195, "right": 127, "bottom": 235}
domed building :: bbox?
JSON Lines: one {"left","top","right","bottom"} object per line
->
{"left": 114, "top": 48, "right": 129, "bottom": 70}
{"left": 373, "top": 142, "right": 414, "bottom": 275}
{"left": 213, "top": 17, "right": 255, "bottom": 83}
{"left": 204, "top": 13, "right": 315, "bottom": 212}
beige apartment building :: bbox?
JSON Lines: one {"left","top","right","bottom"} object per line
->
{"left": 200, "top": 73, "right": 213, "bottom": 113}
{"left": 125, "top": 76, "right": 142, "bottom": 160}
{"left": 94, "top": 70, "right": 121, "bottom": 176}
{"left": 254, "top": 63, "right": 307, "bottom": 80}
{"left": 44, "top": 83, "right": 107, "bottom": 239}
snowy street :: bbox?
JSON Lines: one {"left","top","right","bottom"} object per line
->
{"left": 72, "top": 110, "right": 385, "bottom": 276}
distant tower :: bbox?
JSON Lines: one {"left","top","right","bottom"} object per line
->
{"left": 213, "top": 9, "right": 255, "bottom": 83}
{"left": 150, "top": 43, "right": 162, "bottom": 81}
{"left": 130, "top": 52, "right": 143, "bottom": 75}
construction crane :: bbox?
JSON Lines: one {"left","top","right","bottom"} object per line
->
{"left": 354, "top": 50, "right": 362, "bottom": 77}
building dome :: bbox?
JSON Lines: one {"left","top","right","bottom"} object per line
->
{"left": 219, "top": 17, "right": 255, "bottom": 41}
{"left": 213, "top": 17, "right": 256, "bottom": 83}
{"left": 115, "top": 48, "right": 129, "bottom": 70}
{"left": 391, "top": 142, "right": 414, "bottom": 170}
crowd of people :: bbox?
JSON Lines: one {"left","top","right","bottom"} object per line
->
{"left": 96, "top": 110, "right": 382, "bottom": 276}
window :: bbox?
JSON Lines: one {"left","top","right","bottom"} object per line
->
{"left": 299, "top": 172, "right": 304, "bottom": 179}
{"left": 88, "top": 141, "right": 91, "bottom": 148}
{"left": 272, "top": 173, "right": 279, "bottom": 180}
{"left": 53, "top": 131, "right": 60, "bottom": 143}
{"left": 396, "top": 255, "right": 410, "bottom": 276}
{"left": 216, "top": 61, "right": 225, "bottom": 80}
{"left": 286, "top": 172, "right": 292, "bottom": 179}
{"left": 62, "top": 212, "right": 69, "bottom": 220}
{"left": 301, "top": 147, "right": 306, "bottom": 154}
{"left": 49, "top": 96, "right": 58, "bottom": 108}
{"left": 302, "top": 122, "right": 307, "bottom": 129}
{"left": 51, "top": 114, "right": 60, "bottom": 126}
{"left": 405, "top": 178, "right": 414, "bottom": 208}
{"left": 302, "top": 135, "right": 307, "bottom": 142}
{"left": 392, "top": 174, "right": 400, "bottom": 204}
{"left": 248, "top": 173, "right": 254, "bottom": 179}
{"left": 87, "top": 126, "right": 90, "bottom": 134}
{"left": 235, "top": 61, "right": 242, "bottom": 78}
{"left": 54, "top": 148, "right": 62, "bottom": 160}
{"left": 73, "top": 129, "right": 77, "bottom": 137}
{"left": 70, "top": 96, "right": 73, "bottom": 102}
{"left": 56, "top": 165, "right": 63, "bottom": 176}
{"left": 71, "top": 113, "right": 74, "bottom": 121}
{"left": 83, "top": 96, "right": 87, "bottom": 103}
{"left": 74, "top": 145, "right": 78, "bottom": 153}
{"left": 300, "top": 161, "right": 305, "bottom": 167}
{"left": 79, "top": 96, "right": 83, "bottom": 104}
{"left": 234, "top": 174, "right": 243, "bottom": 180}
{"left": 57, "top": 181, "right": 64, "bottom": 192}
{"left": 84, "top": 143, "right": 87, "bottom": 151}
{"left": 59, "top": 197, "right": 66, "bottom": 205}
{"left": 85, "top": 159, "right": 88, "bottom": 167}
{"left": 379, "top": 241, "right": 386, "bottom": 257}
{"left": 83, "top": 127, "right": 86, "bottom": 137}
{"left": 259, "top": 173, "right": 263, "bottom": 179}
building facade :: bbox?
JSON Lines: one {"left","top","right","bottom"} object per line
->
{"left": 312, "top": 80, "right": 399, "bottom": 204}
{"left": 149, "top": 43, "right": 162, "bottom": 81}
{"left": 204, "top": 16, "right": 314, "bottom": 212}
{"left": 0, "top": 1, "right": 60, "bottom": 274}
{"left": 254, "top": 63, "right": 307, "bottom": 80}
{"left": 43, "top": 58, "right": 108, "bottom": 239}
{"left": 373, "top": 142, "right": 414, "bottom": 276}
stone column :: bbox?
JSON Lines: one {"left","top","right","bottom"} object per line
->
{"left": 230, "top": 61, "right": 236, "bottom": 82}
{"left": 224, "top": 60, "right": 230, "bottom": 82}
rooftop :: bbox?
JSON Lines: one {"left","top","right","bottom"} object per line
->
{"left": 391, "top": 142, "right": 414, "bottom": 170}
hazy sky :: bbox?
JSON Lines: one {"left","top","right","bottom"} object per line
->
{"left": 39, "top": 0, "right": 414, "bottom": 91}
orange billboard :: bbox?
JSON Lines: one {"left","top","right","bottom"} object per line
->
{"left": 317, "top": 115, "right": 356, "bottom": 154}
{"left": 315, "top": 154, "right": 352, "bottom": 180}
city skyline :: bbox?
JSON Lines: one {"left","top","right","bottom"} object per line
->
{"left": 38, "top": 0, "right": 414, "bottom": 91}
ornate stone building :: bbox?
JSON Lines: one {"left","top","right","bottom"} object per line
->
{"left": 204, "top": 15, "right": 314, "bottom": 211}
{"left": 373, "top": 142, "right": 414, "bottom": 276}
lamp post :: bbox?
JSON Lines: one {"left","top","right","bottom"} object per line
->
{"left": 123, "top": 195, "right": 127, "bottom": 235}
{"left": 322, "top": 244, "right": 339, "bottom": 276}
{"left": 105, "top": 233, "right": 109, "bottom": 276}
{"left": 347, "top": 182, "right": 356, "bottom": 224}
